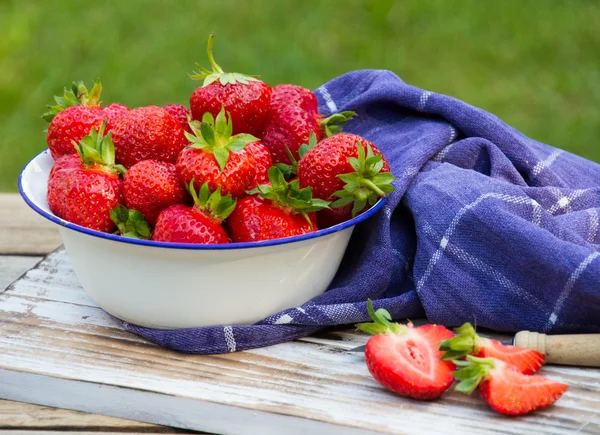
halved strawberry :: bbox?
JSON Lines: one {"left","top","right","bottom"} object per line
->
{"left": 440, "top": 322, "right": 545, "bottom": 375}
{"left": 454, "top": 356, "right": 568, "bottom": 416}
{"left": 355, "top": 300, "right": 455, "bottom": 400}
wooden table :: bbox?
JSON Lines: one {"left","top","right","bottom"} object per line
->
{"left": 1, "top": 192, "right": 599, "bottom": 435}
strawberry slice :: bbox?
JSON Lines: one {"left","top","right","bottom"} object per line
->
{"left": 355, "top": 300, "right": 455, "bottom": 400}
{"left": 440, "top": 322, "right": 545, "bottom": 375}
{"left": 454, "top": 356, "right": 568, "bottom": 416}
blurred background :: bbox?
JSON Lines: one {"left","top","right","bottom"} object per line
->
{"left": 1, "top": 0, "right": 598, "bottom": 192}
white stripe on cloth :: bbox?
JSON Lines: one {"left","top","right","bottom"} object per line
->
{"left": 318, "top": 86, "right": 338, "bottom": 113}
{"left": 223, "top": 326, "right": 236, "bottom": 352}
{"left": 531, "top": 150, "right": 563, "bottom": 179}
{"left": 416, "top": 193, "right": 539, "bottom": 292}
{"left": 548, "top": 189, "right": 589, "bottom": 215}
{"left": 587, "top": 209, "right": 599, "bottom": 243}
{"left": 417, "top": 91, "right": 432, "bottom": 111}
{"left": 421, "top": 221, "right": 548, "bottom": 312}
{"left": 546, "top": 252, "right": 600, "bottom": 331}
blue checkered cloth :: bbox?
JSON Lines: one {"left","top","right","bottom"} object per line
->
{"left": 116, "top": 69, "right": 600, "bottom": 353}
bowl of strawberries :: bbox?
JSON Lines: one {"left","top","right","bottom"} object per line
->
{"left": 19, "top": 34, "right": 395, "bottom": 329}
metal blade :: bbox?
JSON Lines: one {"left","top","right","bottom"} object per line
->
{"left": 348, "top": 344, "right": 366, "bottom": 353}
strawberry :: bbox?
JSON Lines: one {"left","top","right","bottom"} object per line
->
{"left": 123, "top": 160, "right": 188, "bottom": 225}
{"left": 261, "top": 88, "right": 355, "bottom": 165}
{"left": 271, "top": 84, "right": 319, "bottom": 114}
{"left": 153, "top": 182, "right": 234, "bottom": 244}
{"left": 176, "top": 106, "right": 257, "bottom": 198}
{"left": 227, "top": 167, "right": 329, "bottom": 242}
{"left": 163, "top": 104, "right": 192, "bottom": 133}
{"left": 111, "top": 106, "right": 187, "bottom": 169}
{"left": 47, "top": 122, "right": 126, "bottom": 233}
{"left": 49, "top": 153, "right": 82, "bottom": 182}
{"left": 274, "top": 131, "right": 318, "bottom": 181}
{"left": 355, "top": 300, "right": 456, "bottom": 400}
{"left": 298, "top": 133, "right": 395, "bottom": 228}
{"left": 440, "top": 322, "right": 545, "bottom": 375}
{"left": 110, "top": 204, "right": 151, "bottom": 240}
{"left": 189, "top": 33, "right": 271, "bottom": 136}
{"left": 101, "top": 103, "right": 130, "bottom": 131}
{"left": 43, "top": 80, "right": 103, "bottom": 159}
{"left": 245, "top": 140, "right": 273, "bottom": 189}
{"left": 453, "top": 356, "right": 568, "bottom": 415}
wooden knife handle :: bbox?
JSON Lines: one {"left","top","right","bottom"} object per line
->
{"left": 514, "top": 331, "right": 600, "bottom": 367}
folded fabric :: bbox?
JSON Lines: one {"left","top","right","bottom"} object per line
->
{"left": 114, "top": 69, "right": 600, "bottom": 354}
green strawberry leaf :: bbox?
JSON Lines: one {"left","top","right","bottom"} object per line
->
{"left": 42, "top": 79, "right": 103, "bottom": 123}
{"left": 189, "top": 33, "right": 259, "bottom": 87}
{"left": 438, "top": 322, "right": 480, "bottom": 360}
{"left": 355, "top": 299, "right": 405, "bottom": 336}
{"left": 186, "top": 106, "right": 258, "bottom": 170}
{"left": 73, "top": 121, "right": 125, "bottom": 175}
{"left": 248, "top": 166, "right": 330, "bottom": 219}
{"left": 331, "top": 140, "right": 396, "bottom": 217}
{"left": 452, "top": 356, "right": 496, "bottom": 395}
{"left": 320, "top": 111, "right": 357, "bottom": 137}
{"left": 188, "top": 179, "right": 237, "bottom": 222}
{"left": 110, "top": 204, "right": 150, "bottom": 240}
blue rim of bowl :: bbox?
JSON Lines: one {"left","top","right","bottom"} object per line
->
{"left": 18, "top": 149, "right": 388, "bottom": 250}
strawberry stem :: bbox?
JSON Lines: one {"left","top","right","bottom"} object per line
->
{"left": 72, "top": 121, "right": 126, "bottom": 175}
{"left": 189, "top": 33, "right": 260, "bottom": 87}
{"left": 206, "top": 32, "right": 224, "bottom": 74}
{"left": 361, "top": 178, "right": 386, "bottom": 197}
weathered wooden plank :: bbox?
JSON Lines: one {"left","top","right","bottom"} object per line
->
{"left": 0, "top": 399, "right": 197, "bottom": 433}
{"left": 0, "top": 193, "right": 61, "bottom": 255}
{"left": 0, "top": 249, "right": 598, "bottom": 435}
{"left": 0, "top": 256, "right": 42, "bottom": 292}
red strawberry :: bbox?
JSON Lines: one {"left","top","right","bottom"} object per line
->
{"left": 43, "top": 80, "right": 104, "bottom": 159}
{"left": 47, "top": 122, "right": 125, "bottom": 233}
{"left": 153, "top": 182, "right": 234, "bottom": 244}
{"left": 454, "top": 356, "right": 568, "bottom": 416}
{"left": 49, "top": 153, "right": 82, "bottom": 181}
{"left": 111, "top": 106, "right": 187, "bottom": 169}
{"left": 245, "top": 141, "right": 273, "bottom": 188}
{"left": 298, "top": 133, "right": 395, "bottom": 228}
{"left": 163, "top": 104, "right": 192, "bottom": 133}
{"left": 110, "top": 204, "right": 151, "bottom": 240}
{"left": 261, "top": 90, "right": 355, "bottom": 165}
{"left": 227, "top": 167, "right": 329, "bottom": 242}
{"left": 101, "top": 103, "right": 130, "bottom": 131}
{"left": 355, "top": 300, "right": 456, "bottom": 400}
{"left": 271, "top": 84, "right": 319, "bottom": 114}
{"left": 189, "top": 33, "right": 271, "bottom": 136}
{"left": 440, "top": 322, "right": 545, "bottom": 375}
{"left": 123, "top": 160, "right": 188, "bottom": 225}
{"left": 176, "top": 107, "right": 257, "bottom": 198}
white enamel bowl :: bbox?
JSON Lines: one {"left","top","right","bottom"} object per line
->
{"left": 19, "top": 150, "right": 386, "bottom": 329}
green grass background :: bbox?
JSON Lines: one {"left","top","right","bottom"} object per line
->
{"left": 1, "top": 0, "right": 599, "bottom": 192}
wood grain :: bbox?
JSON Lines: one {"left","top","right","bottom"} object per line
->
{"left": 0, "top": 249, "right": 599, "bottom": 435}
{"left": 0, "top": 400, "right": 198, "bottom": 433}
{"left": 0, "top": 256, "right": 42, "bottom": 293}
{"left": 0, "top": 193, "right": 61, "bottom": 255}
